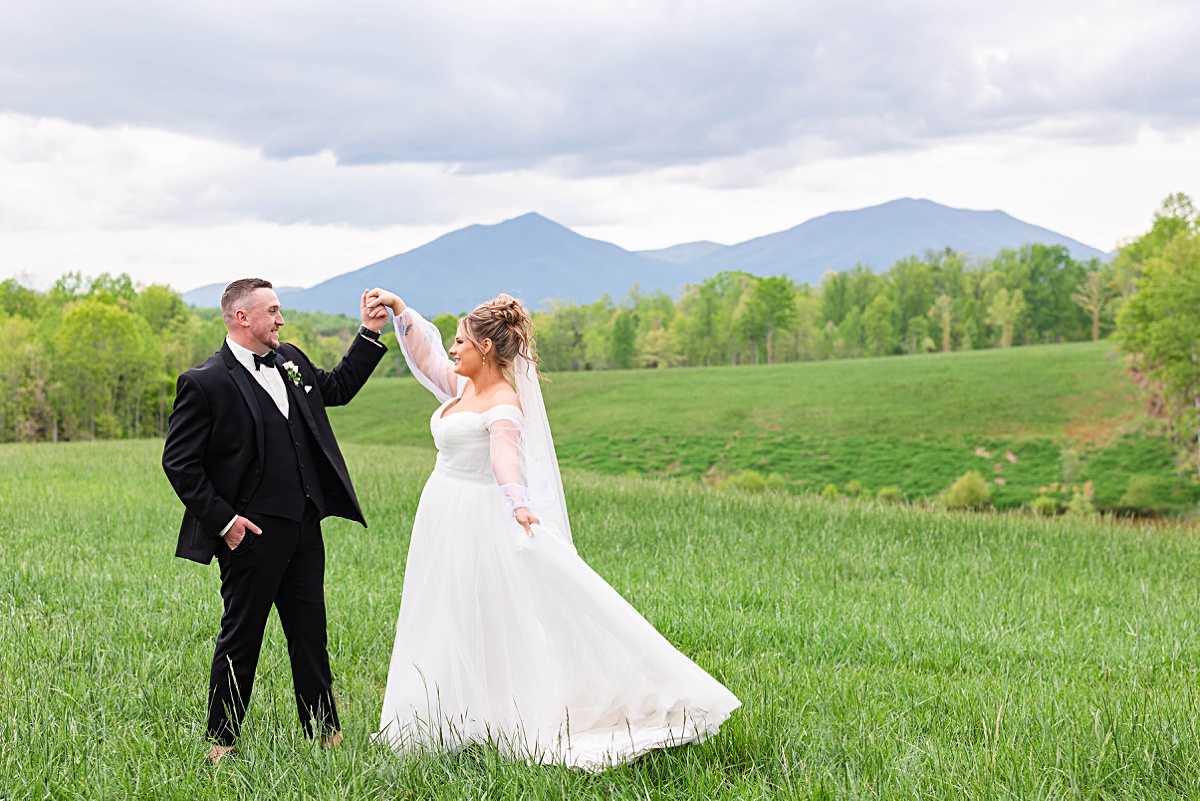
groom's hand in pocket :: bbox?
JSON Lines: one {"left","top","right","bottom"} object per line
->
{"left": 223, "top": 516, "right": 263, "bottom": 550}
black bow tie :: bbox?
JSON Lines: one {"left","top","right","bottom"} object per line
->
{"left": 253, "top": 351, "right": 277, "bottom": 371}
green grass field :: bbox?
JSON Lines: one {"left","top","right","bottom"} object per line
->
{"left": 332, "top": 342, "right": 1198, "bottom": 513}
{"left": 5, "top": 439, "right": 1200, "bottom": 799}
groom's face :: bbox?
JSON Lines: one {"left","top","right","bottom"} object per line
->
{"left": 242, "top": 288, "right": 284, "bottom": 351}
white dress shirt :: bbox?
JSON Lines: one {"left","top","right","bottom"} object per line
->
{"left": 225, "top": 336, "right": 289, "bottom": 419}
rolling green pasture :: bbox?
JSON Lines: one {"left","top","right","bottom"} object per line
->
{"left": 4, "top": 440, "right": 1200, "bottom": 799}
{"left": 331, "top": 342, "right": 1198, "bottom": 512}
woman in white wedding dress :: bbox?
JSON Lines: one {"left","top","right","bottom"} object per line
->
{"left": 365, "top": 288, "right": 740, "bottom": 770}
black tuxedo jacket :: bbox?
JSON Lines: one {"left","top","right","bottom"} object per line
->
{"left": 162, "top": 336, "right": 386, "bottom": 565}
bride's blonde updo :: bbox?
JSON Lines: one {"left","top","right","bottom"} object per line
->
{"left": 461, "top": 294, "right": 540, "bottom": 385}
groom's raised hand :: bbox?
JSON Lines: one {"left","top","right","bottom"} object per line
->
{"left": 360, "top": 289, "right": 389, "bottom": 333}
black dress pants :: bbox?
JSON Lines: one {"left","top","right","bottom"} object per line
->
{"left": 207, "top": 502, "right": 339, "bottom": 746}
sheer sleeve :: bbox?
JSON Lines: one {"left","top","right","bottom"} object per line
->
{"left": 393, "top": 307, "right": 462, "bottom": 402}
{"left": 485, "top": 408, "right": 531, "bottom": 515}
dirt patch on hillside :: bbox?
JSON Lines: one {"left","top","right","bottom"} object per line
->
{"left": 1061, "top": 365, "right": 1144, "bottom": 446}
{"left": 1064, "top": 412, "right": 1135, "bottom": 445}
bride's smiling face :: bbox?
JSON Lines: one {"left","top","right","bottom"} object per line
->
{"left": 448, "top": 322, "right": 488, "bottom": 376}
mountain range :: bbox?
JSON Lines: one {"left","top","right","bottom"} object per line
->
{"left": 182, "top": 198, "right": 1109, "bottom": 317}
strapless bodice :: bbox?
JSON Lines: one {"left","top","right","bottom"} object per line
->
{"left": 429, "top": 401, "right": 522, "bottom": 483}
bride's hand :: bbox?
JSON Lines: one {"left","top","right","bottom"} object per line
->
{"left": 366, "top": 287, "right": 405, "bottom": 316}
{"left": 514, "top": 508, "right": 539, "bottom": 536}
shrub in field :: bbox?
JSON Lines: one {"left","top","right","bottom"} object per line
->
{"left": 1031, "top": 495, "right": 1060, "bottom": 517}
{"left": 843, "top": 479, "right": 863, "bottom": 497}
{"left": 1118, "top": 475, "right": 1159, "bottom": 516}
{"left": 877, "top": 486, "right": 903, "bottom": 504}
{"left": 820, "top": 483, "right": 839, "bottom": 501}
{"left": 1066, "top": 490, "right": 1098, "bottom": 518}
{"left": 944, "top": 470, "right": 991, "bottom": 510}
{"left": 724, "top": 470, "right": 766, "bottom": 493}
{"left": 764, "top": 473, "right": 790, "bottom": 493}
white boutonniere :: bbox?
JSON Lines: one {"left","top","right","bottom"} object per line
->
{"left": 281, "top": 360, "right": 302, "bottom": 387}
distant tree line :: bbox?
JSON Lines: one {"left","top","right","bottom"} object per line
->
{"left": 1, "top": 194, "right": 1188, "bottom": 444}
{"left": 0, "top": 274, "right": 409, "bottom": 443}
{"left": 533, "top": 242, "right": 1112, "bottom": 372}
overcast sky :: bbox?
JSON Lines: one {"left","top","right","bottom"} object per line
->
{"left": 2, "top": 0, "right": 1198, "bottom": 292}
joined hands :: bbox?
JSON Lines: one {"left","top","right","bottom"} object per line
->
{"left": 365, "top": 287, "right": 405, "bottom": 320}
{"left": 360, "top": 289, "right": 390, "bottom": 332}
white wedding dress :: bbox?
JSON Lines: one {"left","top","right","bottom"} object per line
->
{"left": 373, "top": 308, "right": 740, "bottom": 770}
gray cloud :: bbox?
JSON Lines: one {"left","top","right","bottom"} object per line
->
{"left": 2, "top": 0, "right": 1196, "bottom": 177}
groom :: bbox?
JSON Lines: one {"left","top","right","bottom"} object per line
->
{"left": 162, "top": 278, "right": 387, "bottom": 763}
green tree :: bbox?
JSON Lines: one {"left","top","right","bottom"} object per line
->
{"left": 862, "top": 295, "right": 898, "bottom": 356}
{"left": 1116, "top": 231, "right": 1200, "bottom": 477}
{"left": 675, "top": 282, "right": 720, "bottom": 366}
{"left": 958, "top": 267, "right": 991, "bottom": 350}
{"left": 992, "top": 244, "right": 1085, "bottom": 344}
{"left": 0, "top": 316, "right": 33, "bottom": 440}
{"left": 132, "top": 284, "right": 194, "bottom": 433}
{"left": 0, "top": 278, "right": 42, "bottom": 319}
{"left": 1070, "top": 270, "right": 1111, "bottom": 342}
{"left": 1113, "top": 193, "right": 1198, "bottom": 301}
{"left": 609, "top": 310, "right": 637, "bottom": 369}
{"left": 819, "top": 270, "right": 852, "bottom": 327}
{"left": 53, "top": 299, "right": 159, "bottom": 439}
{"left": 132, "top": 284, "right": 190, "bottom": 332}
{"left": 748, "top": 275, "right": 798, "bottom": 364}
{"left": 639, "top": 327, "right": 677, "bottom": 368}
{"left": 578, "top": 295, "right": 616, "bottom": 370}
{"left": 707, "top": 272, "right": 755, "bottom": 365}
{"left": 987, "top": 288, "right": 1026, "bottom": 348}
{"left": 627, "top": 288, "right": 676, "bottom": 368}
{"left": 887, "top": 256, "right": 937, "bottom": 348}
{"left": 48, "top": 272, "right": 89, "bottom": 305}
{"left": 88, "top": 273, "right": 139, "bottom": 305}
{"left": 929, "top": 294, "right": 953, "bottom": 352}
{"left": 836, "top": 307, "right": 863, "bottom": 358}
{"left": 536, "top": 299, "right": 586, "bottom": 371}
{"left": 431, "top": 313, "right": 459, "bottom": 351}
{"left": 786, "top": 285, "right": 822, "bottom": 362}
{"left": 900, "top": 314, "right": 933, "bottom": 354}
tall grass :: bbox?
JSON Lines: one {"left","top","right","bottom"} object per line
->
{"left": 4, "top": 440, "right": 1200, "bottom": 798}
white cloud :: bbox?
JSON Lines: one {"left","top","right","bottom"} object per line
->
{"left": 0, "top": 1, "right": 1197, "bottom": 290}
{"left": 2, "top": 0, "right": 1197, "bottom": 170}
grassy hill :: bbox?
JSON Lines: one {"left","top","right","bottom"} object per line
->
{"left": 330, "top": 342, "right": 1197, "bottom": 513}
{"left": 4, "top": 440, "right": 1200, "bottom": 798}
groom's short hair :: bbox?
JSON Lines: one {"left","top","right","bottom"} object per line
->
{"left": 221, "top": 278, "right": 274, "bottom": 323}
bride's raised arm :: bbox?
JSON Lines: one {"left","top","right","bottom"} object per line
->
{"left": 367, "top": 288, "right": 460, "bottom": 402}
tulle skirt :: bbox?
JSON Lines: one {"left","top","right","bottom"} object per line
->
{"left": 373, "top": 467, "right": 741, "bottom": 770}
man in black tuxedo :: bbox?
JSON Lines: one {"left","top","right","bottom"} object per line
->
{"left": 162, "top": 278, "right": 388, "bottom": 763}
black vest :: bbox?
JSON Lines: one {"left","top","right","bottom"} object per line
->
{"left": 243, "top": 375, "right": 326, "bottom": 521}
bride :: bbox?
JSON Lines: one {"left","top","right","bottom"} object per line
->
{"left": 365, "top": 288, "right": 740, "bottom": 770}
